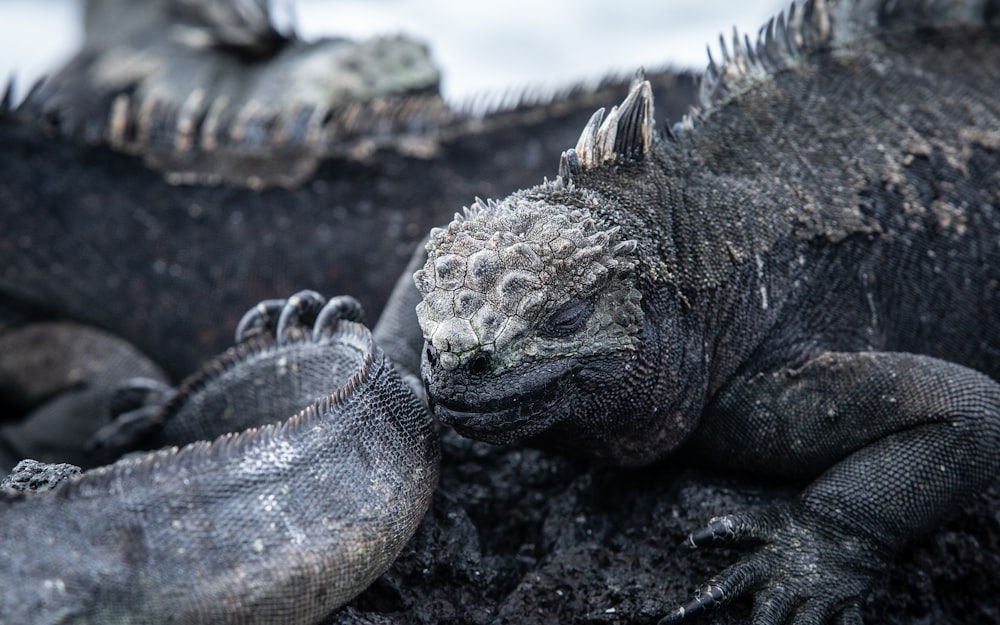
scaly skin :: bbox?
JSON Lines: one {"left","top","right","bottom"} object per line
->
{"left": 414, "top": 1, "right": 1000, "bottom": 622}
{"left": 0, "top": 296, "right": 439, "bottom": 625}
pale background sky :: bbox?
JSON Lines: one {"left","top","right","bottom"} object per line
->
{"left": 0, "top": 0, "right": 786, "bottom": 105}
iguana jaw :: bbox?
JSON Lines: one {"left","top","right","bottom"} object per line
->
{"left": 422, "top": 351, "right": 613, "bottom": 445}
{"left": 429, "top": 385, "right": 564, "bottom": 445}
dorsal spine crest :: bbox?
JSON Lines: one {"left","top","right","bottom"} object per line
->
{"left": 568, "top": 77, "right": 655, "bottom": 172}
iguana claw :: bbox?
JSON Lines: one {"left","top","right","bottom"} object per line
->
{"left": 107, "top": 377, "right": 174, "bottom": 418}
{"left": 274, "top": 290, "right": 326, "bottom": 341}
{"left": 658, "top": 584, "right": 726, "bottom": 624}
{"left": 313, "top": 295, "right": 366, "bottom": 337}
{"left": 664, "top": 503, "right": 883, "bottom": 624}
{"left": 234, "top": 297, "right": 286, "bottom": 343}
{"left": 686, "top": 512, "right": 770, "bottom": 548}
{"left": 235, "top": 290, "right": 365, "bottom": 344}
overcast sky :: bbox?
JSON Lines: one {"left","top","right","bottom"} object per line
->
{"left": 0, "top": 0, "right": 786, "bottom": 104}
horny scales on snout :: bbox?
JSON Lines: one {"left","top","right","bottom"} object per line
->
{"left": 413, "top": 0, "right": 1000, "bottom": 622}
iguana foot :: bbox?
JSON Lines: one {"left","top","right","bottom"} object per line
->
{"left": 234, "top": 290, "right": 365, "bottom": 344}
{"left": 662, "top": 502, "right": 883, "bottom": 625}
{"left": 85, "top": 377, "right": 175, "bottom": 462}
{"left": 88, "top": 292, "right": 369, "bottom": 458}
{"left": 0, "top": 322, "right": 167, "bottom": 470}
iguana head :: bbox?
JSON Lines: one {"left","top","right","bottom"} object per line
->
{"left": 415, "top": 79, "right": 693, "bottom": 463}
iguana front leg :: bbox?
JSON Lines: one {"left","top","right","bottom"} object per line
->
{"left": 665, "top": 351, "right": 1000, "bottom": 624}
{"left": 0, "top": 322, "right": 167, "bottom": 470}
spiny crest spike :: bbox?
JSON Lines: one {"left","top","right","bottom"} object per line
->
{"left": 558, "top": 149, "right": 581, "bottom": 181}
{"left": 613, "top": 80, "right": 654, "bottom": 160}
{"left": 473, "top": 197, "right": 491, "bottom": 213}
{"left": 575, "top": 107, "right": 605, "bottom": 165}
{"left": 629, "top": 67, "right": 647, "bottom": 90}
{"left": 595, "top": 104, "right": 619, "bottom": 160}
{"left": 572, "top": 78, "right": 655, "bottom": 170}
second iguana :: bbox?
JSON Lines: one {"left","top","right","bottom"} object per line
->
{"left": 0, "top": 294, "right": 438, "bottom": 625}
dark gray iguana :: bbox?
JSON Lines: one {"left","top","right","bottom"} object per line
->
{"left": 406, "top": 0, "right": 1000, "bottom": 622}
{"left": 0, "top": 293, "right": 439, "bottom": 624}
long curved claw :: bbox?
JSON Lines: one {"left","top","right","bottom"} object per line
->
{"left": 687, "top": 511, "right": 771, "bottom": 548}
{"left": 237, "top": 292, "right": 369, "bottom": 345}
{"left": 275, "top": 289, "right": 326, "bottom": 343}
{"left": 659, "top": 584, "right": 725, "bottom": 624}
{"left": 314, "top": 295, "right": 366, "bottom": 339}
{"left": 107, "top": 377, "right": 174, "bottom": 418}
{"left": 85, "top": 377, "right": 177, "bottom": 462}
{"left": 663, "top": 503, "right": 884, "bottom": 624}
{"left": 660, "top": 554, "right": 765, "bottom": 623}
{"left": 234, "top": 298, "right": 286, "bottom": 343}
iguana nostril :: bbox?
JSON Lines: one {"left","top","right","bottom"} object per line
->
{"left": 468, "top": 353, "right": 490, "bottom": 375}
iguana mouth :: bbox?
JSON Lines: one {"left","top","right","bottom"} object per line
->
{"left": 432, "top": 388, "right": 566, "bottom": 444}
{"left": 425, "top": 360, "right": 579, "bottom": 445}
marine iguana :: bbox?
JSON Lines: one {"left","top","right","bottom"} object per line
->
{"left": 0, "top": 293, "right": 439, "bottom": 625}
{"left": 0, "top": 0, "right": 698, "bottom": 469}
{"left": 410, "top": 0, "right": 1000, "bottom": 622}
{"left": 20, "top": 0, "right": 444, "bottom": 189}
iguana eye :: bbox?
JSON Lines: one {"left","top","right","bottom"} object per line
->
{"left": 538, "top": 299, "right": 594, "bottom": 338}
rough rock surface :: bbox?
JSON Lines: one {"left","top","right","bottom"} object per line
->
{"left": 334, "top": 430, "right": 999, "bottom": 624}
